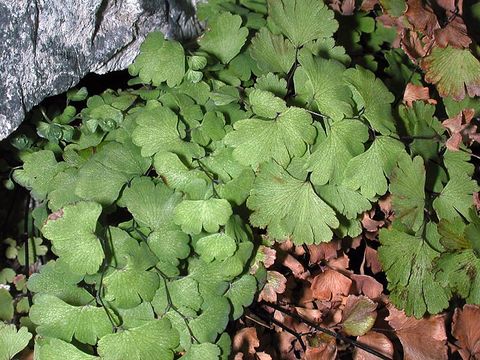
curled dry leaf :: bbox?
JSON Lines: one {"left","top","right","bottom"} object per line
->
{"left": 434, "top": 17, "right": 471, "bottom": 49}
{"left": 258, "top": 271, "right": 287, "bottom": 303}
{"left": 280, "top": 253, "right": 309, "bottom": 280}
{"left": 311, "top": 268, "right": 352, "bottom": 301}
{"left": 351, "top": 274, "right": 383, "bottom": 299}
{"left": 400, "top": 29, "right": 432, "bottom": 62}
{"left": 341, "top": 295, "right": 377, "bottom": 336}
{"left": 233, "top": 327, "right": 260, "bottom": 356}
{"left": 362, "top": 211, "right": 384, "bottom": 233}
{"left": 442, "top": 108, "right": 479, "bottom": 151}
{"left": 405, "top": 0, "right": 439, "bottom": 35}
{"left": 308, "top": 241, "right": 339, "bottom": 264}
{"left": 354, "top": 331, "right": 394, "bottom": 360}
{"left": 326, "top": 254, "right": 350, "bottom": 271}
{"left": 364, "top": 246, "right": 383, "bottom": 274}
{"left": 452, "top": 304, "right": 480, "bottom": 360}
{"left": 403, "top": 83, "right": 437, "bottom": 107}
{"left": 386, "top": 305, "right": 448, "bottom": 360}
{"left": 327, "top": 0, "right": 355, "bottom": 15}
{"left": 296, "top": 307, "right": 323, "bottom": 324}
{"left": 473, "top": 192, "right": 480, "bottom": 211}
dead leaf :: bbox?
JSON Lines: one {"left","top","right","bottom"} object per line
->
{"left": 258, "top": 271, "right": 287, "bottom": 303}
{"left": 442, "top": 108, "right": 477, "bottom": 151}
{"left": 386, "top": 305, "right": 448, "bottom": 360}
{"left": 434, "top": 17, "right": 471, "bottom": 48}
{"left": 296, "top": 307, "right": 323, "bottom": 324}
{"left": 364, "top": 246, "right": 383, "bottom": 274}
{"left": 308, "top": 241, "right": 339, "bottom": 264}
{"left": 281, "top": 253, "right": 309, "bottom": 280}
{"left": 362, "top": 211, "right": 384, "bottom": 233}
{"left": 403, "top": 83, "right": 437, "bottom": 107}
{"left": 361, "top": 0, "right": 378, "bottom": 11}
{"left": 354, "top": 331, "right": 394, "bottom": 360}
{"left": 305, "top": 334, "right": 337, "bottom": 360}
{"left": 452, "top": 304, "right": 480, "bottom": 360}
{"left": 233, "top": 327, "right": 260, "bottom": 355}
{"left": 341, "top": 295, "right": 377, "bottom": 336}
{"left": 311, "top": 269, "right": 352, "bottom": 301}
{"left": 473, "top": 192, "right": 480, "bottom": 211}
{"left": 405, "top": 0, "right": 439, "bottom": 35}
{"left": 351, "top": 274, "right": 384, "bottom": 299}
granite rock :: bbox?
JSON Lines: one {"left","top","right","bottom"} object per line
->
{"left": 0, "top": 0, "right": 202, "bottom": 140}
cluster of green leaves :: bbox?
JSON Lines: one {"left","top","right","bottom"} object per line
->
{"left": 4, "top": 0, "right": 480, "bottom": 357}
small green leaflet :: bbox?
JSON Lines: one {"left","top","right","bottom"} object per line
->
{"left": 195, "top": 233, "right": 237, "bottom": 262}
{"left": 307, "top": 119, "right": 369, "bottom": 186}
{"left": 379, "top": 226, "right": 449, "bottom": 318}
{"left": 315, "top": 183, "right": 371, "bottom": 219}
{"left": 190, "top": 296, "right": 230, "bottom": 343}
{"left": 199, "top": 12, "right": 249, "bottom": 64}
{"left": 343, "top": 66, "right": 396, "bottom": 134}
{"left": 0, "top": 324, "right": 31, "bottom": 360}
{"left": 179, "top": 343, "right": 222, "bottom": 360}
{"left": 295, "top": 50, "right": 353, "bottom": 120}
{"left": 30, "top": 294, "right": 113, "bottom": 345}
{"left": 389, "top": 154, "right": 425, "bottom": 232}
{"left": 174, "top": 198, "right": 233, "bottom": 234}
{"left": 153, "top": 152, "right": 208, "bottom": 197}
{"left": 129, "top": 32, "right": 185, "bottom": 87}
{"left": 35, "top": 338, "right": 98, "bottom": 360}
{"left": 152, "top": 276, "right": 203, "bottom": 315}
{"left": 248, "top": 89, "right": 287, "bottom": 118}
{"left": 122, "top": 177, "right": 184, "bottom": 230}
{"left": 76, "top": 140, "right": 150, "bottom": 206}
{"left": 13, "top": 150, "right": 66, "bottom": 200}
{"left": 225, "top": 274, "right": 257, "bottom": 320}
{"left": 433, "top": 175, "right": 478, "bottom": 221}
{"left": 42, "top": 201, "right": 104, "bottom": 275}
{"left": 102, "top": 227, "right": 159, "bottom": 308}
{"left": 97, "top": 319, "right": 179, "bottom": 360}
{"left": 343, "top": 136, "right": 405, "bottom": 199}
{"left": 147, "top": 229, "right": 191, "bottom": 277}
{"left": 27, "top": 260, "right": 94, "bottom": 306}
{"left": 267, "top": 0, "right": 338, "bottom": 47}
{"left": 247, "top": 160, "right": 339, "bottom": 244}
{"left": 132, "top": 101, "right": 204, "bottom": 159}
{"left": 249, "top": 28, "right": 296, "bottom": 74}
{"left": 436, "top": 217, "right": 480, "bottom": 303}
{"left": 224, "top": 107, "right": 316, "bottom": 168}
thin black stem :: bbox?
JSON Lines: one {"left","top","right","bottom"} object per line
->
{"left": 250, "top": 306, "right": 306, "bottom": 352}
{"left": 260, "top": 301, "right": 392, "bottom": 360}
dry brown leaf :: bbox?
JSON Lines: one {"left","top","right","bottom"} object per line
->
{"left": 256, "top": 352, "right": 273, "bottom": 360}
{"left": 452, "top": 304, "right": 480, "bottom": 360}
{"left": 311, "top": 269, "right": 352, "bottom": 301}
{"left": 364, "top": 246, "right": 383, "bottom": 274}
{"left": 281, "top": 253, "right": 309, "bottom": 280}
{"left": 258, "top": 271, "right": 287, "bottom": 303}
{"left": 405, "top": 0, "right": 439, "bottom": 35}
{"left": 361, "top": 211, "right": 384, "bottom": 233}
{"left": 354, "top": 331, "right": 394, "bottom": 360}
{"left": 434, "top": 17, "right": 471, "bottom": 49}
{"left": 400, "top": 30, "right": 433, "bottom": 62}
{"left": 296, "top": 307, "right": 323, "bottom": 324}
{"left": 386, "top": 305, "right": 448, "bottom": 360}
{"left": 308, "top": 241, "right": 339, "bottom": 264}
{"left": 327, "top": 254, "right": 350, "bottom": 271}
{"left": 305, "top": 334, "right": 337, "bottom": 360}
{"left": 473, "top": 192, "right": 480, "bottom": 211}
{"left": 351, "top": 274, "right": 384, "bottom": 299}
{"left": 403, "top": 83, "right": 437, "bottom": 107}
{"left": 361, "top": 0, "right": 378, "bottom": 11}
{"left": 442, "top": 108, "right": 477, "bottom": 151}
{"left": 233, "top": 327, "right": 260, "bottom": 357}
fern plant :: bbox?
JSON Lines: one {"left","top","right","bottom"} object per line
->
{"left": 2, "top": 0, "right": 480, "bottom": 358}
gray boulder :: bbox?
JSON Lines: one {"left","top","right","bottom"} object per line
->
{"left": 0, "top": 0, "right": 203, "bottom": 141}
